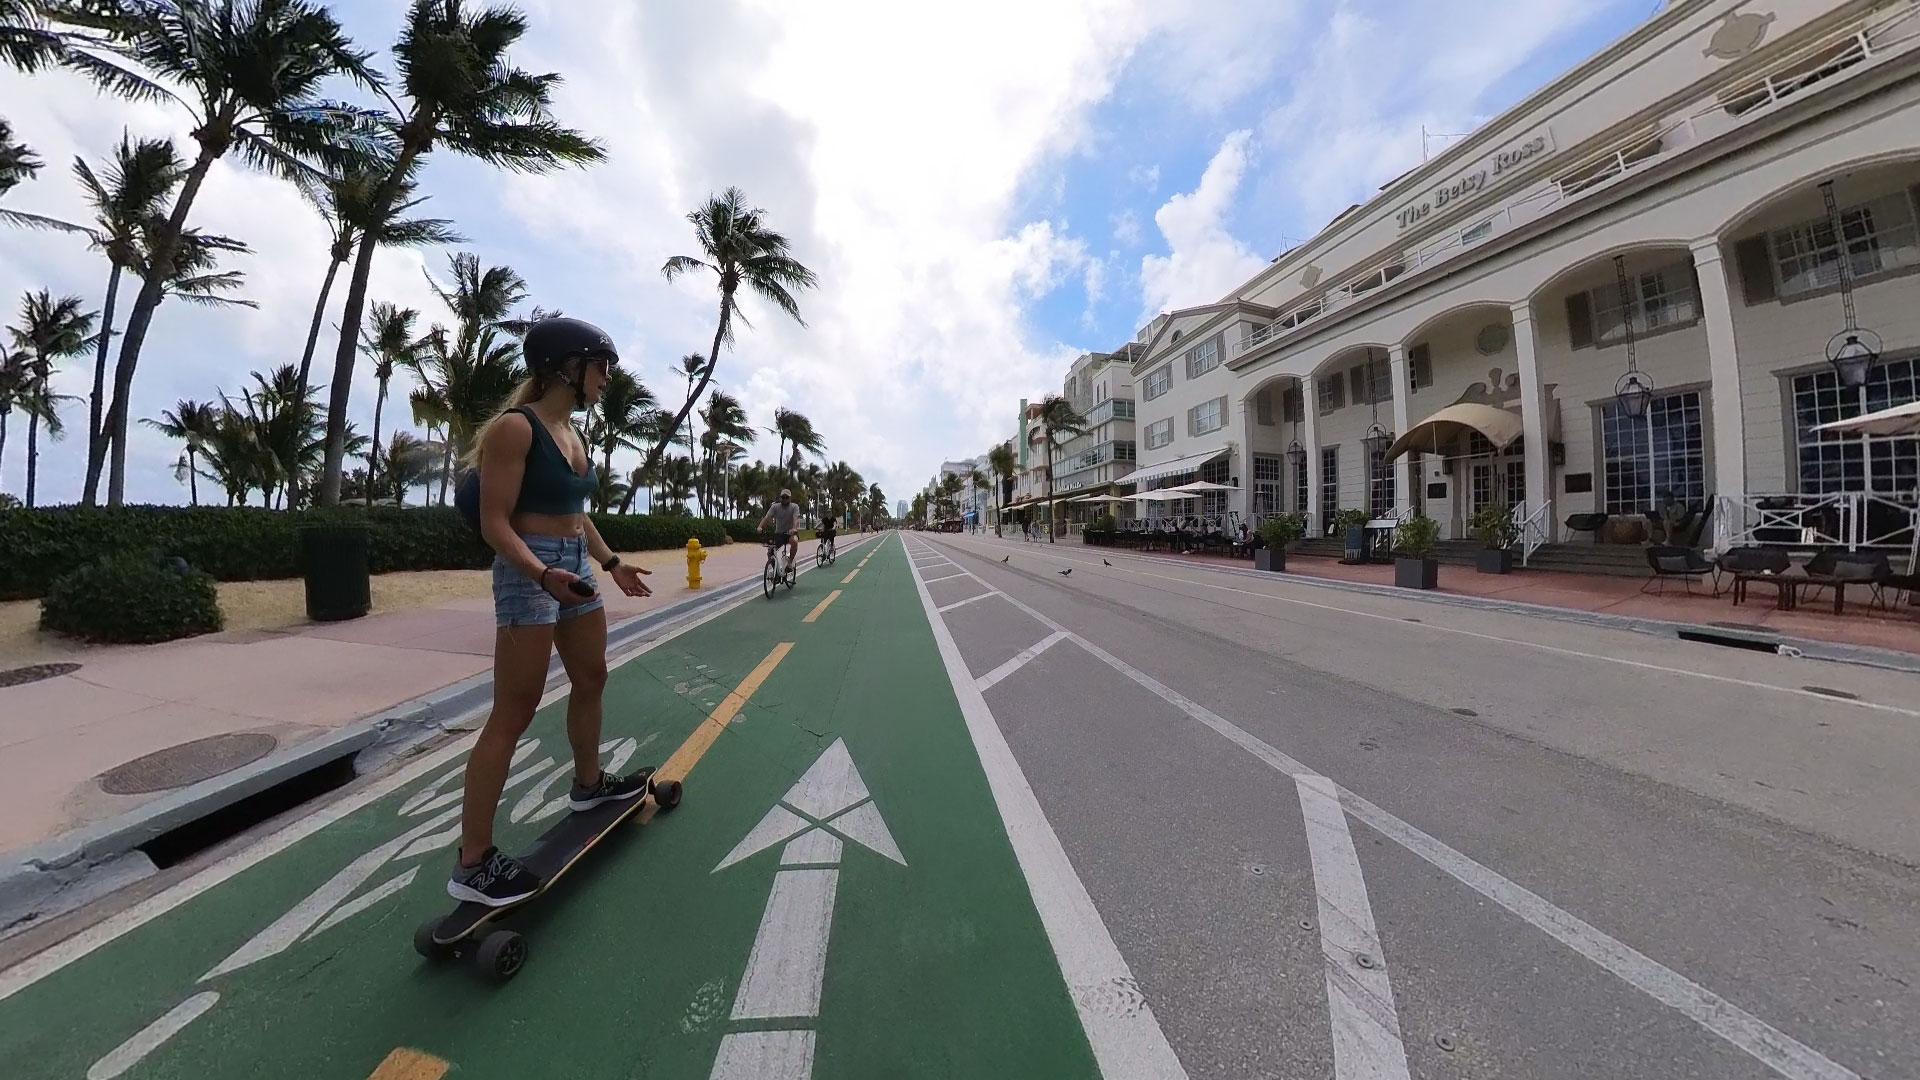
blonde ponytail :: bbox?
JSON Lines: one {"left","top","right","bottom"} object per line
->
{"left": 462, "top": 375, "right": 551, "bottom": 471}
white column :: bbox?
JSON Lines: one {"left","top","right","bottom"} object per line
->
{"left": 1237, "top": 399, "right": 1256, "bottom": 525}
{"left": 1388, "top": 344, "right": 1413, "bottom": 515}
{"left": 1302, "top": 375, "right": 1323, "bottom": 535}
{"left": 1510, "top": 302, "right": 1553, "bottom": 539}
{"left": 1691, "top": 235, "right": 1747, "bottom": 551}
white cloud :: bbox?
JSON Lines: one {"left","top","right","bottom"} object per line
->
{"left": 1111, "top": 208, "right": 1142, "bottom": 247}
{"left": 1128, "top": 164, "right": 1160, "bottom": 191}
{"left": 1136, "top": 130, "right": 1268, "bottom": 320}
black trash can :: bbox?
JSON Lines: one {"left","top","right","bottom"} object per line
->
{"left": 1342, "top": 525, "right": 1369, "bottom": 564}
{"left": 300, "top": 523, "right": 371, "bottom": 622}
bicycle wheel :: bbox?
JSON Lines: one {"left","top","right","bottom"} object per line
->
{"left": 762, "top": 557, "right": 777, "bottom": 599}
{"left": 816, "top": 544, "right": 827, "bottom": 569}
{"left": 784, "top": 556, "right": 796, "bottom": 589}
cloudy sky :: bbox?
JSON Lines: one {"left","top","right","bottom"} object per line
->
{"left": 0, "top": 0, "right": 1651, "bottom": 509}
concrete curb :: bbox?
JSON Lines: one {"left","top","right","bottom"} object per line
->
{"left": 1077, "top": 546, "right": 1920, "bottom": 676}
{"left": 0, "top": 558, "right": 780, "bottom": 936}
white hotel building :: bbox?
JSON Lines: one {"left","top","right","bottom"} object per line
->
{"left": 1115, "top": 0, "right": 1920, "bottom": 558}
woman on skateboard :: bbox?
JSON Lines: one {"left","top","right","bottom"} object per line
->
{"left": 449, "top": 316, "right": 656, "bottom": 906}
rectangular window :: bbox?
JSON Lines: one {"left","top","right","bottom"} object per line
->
{"left": 1253, "top": 454, "right": 1283, "bottom": 516}
{"left": 1143, "top": 366, "right": 1172, "bottom": 400}
{"left": 1367, "top": 443, "right": 1394, "bottom": 519}
{"left": 1115, "top": 440, "right": 1136, "bottom": 461}
{"left": 1189, "top": 396, "right": 1225, "bottom": 435}
{"left": 1317, "top": 377, "right": 1344, "bottom": 416}
{"left": 1255, "top": 389, "right": 1273, "bottom": 426}
{"left": 1112, "top": 398, "right": 1134, "bottom": 419}
{"left": 1350, "top": 356, "right": 1392, "bottom": 404}
{"left": 1599, "top": 390, "right": 1706, "bottom": 514}
{"left": 1185, "top": 338, "right": 1221, "bottom": 380}
{"left": 1590, "top": 260, "right": 1700, "bottom": 345}
{"left": 1145, "top": 418, "right": 1173, "bottom": 449}
{"left": 1294, "top": 451, "right": 1310, "bottom": 513}
{"left": 1770, "top": 192, "right": 1920, "bottom": 298}
{"left": 1792, "top": 356, "right": 1919, "bottom": 495}
{"left": 1321, "top": 447, "right": 1340, "bottom": 523}
{"left": 1282, "top": 387, "right": 1304, "bottom": 423}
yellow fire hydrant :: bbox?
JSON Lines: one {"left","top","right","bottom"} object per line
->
{"left": 686, "top": 538, "right": 708, "bottom": 590}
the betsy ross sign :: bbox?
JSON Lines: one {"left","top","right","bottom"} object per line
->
{"left": 1395, "top": 128, "right": 1554, "bottom": 230}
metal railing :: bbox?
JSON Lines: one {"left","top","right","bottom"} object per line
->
{"left": 1721, "top": 491, "right": 1919, "bottom": 571}
{"left": 1228, "top": 1, "right": 1920, "bottom": 365}
{"left": 1515, "top": 500, "right": 1552, "bottom": 566}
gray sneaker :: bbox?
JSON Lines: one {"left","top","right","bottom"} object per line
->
{"left": 448, "top": 847, "right": 541, "bottom": 907}
{"left": 569, "top": 768, "right": 650, "bottom": 811}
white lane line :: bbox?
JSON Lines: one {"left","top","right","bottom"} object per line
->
{"left": 907, "top": 545, "right": 1188, "bottom": 1079}
{"left": 920, "top": 570, "right": 968, "bottom": 584}
{"left": 929, "top": 536, "right": 1920, "bottom": 720}
{"left": 305, "top": 866, "right": 418, "bottom": 940}
{"left": 0, "top": 537, "right": 877, "bottom": 1004}
{"left": 1297, "top": 776, "right": 1413, "bottom": 1080}
{"left": 85, "top": 991, "right": 219, "bottom": 1080}
{"left": 976, "top": 631, "right": 1070, "bottom": 691}
{"left": 729, "top": 866, "right": 838, "bottom": 1020}
{"left": 932, "top": 540, "right": 1862, "bottom": 1080}
{"left": 937, "top": 592, "right": 998, "bottom": 614}
{"left": 710, "top": 1029, "right": 815, "bottom": 1080}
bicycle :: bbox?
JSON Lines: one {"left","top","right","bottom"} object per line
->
{"left": 815, "top": 534, "right": 837, "bottom": 568}
{"left": 763, "top": 535, "right": 797, "bottom": 598}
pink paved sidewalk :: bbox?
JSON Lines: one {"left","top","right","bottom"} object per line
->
{"left": 1166, "top": 548, "right": 1920, "bottom": 657}
{"left": 0, "top": 535, "right": 830, "bottom": 857}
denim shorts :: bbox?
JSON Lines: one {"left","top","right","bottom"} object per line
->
{"left": 493, "top": 534, "right": 604, "bottom": 628}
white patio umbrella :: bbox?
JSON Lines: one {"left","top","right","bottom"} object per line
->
{"left": 1812, "top": 400, "right": 1920, "bottom": 437}
{"left": 1168, "top": 480, "right": 1234, "bottom": 492}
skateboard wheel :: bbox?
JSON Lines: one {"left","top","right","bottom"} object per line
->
{"left": 414, "top": 918, "right": 454, "bottom": 961}
{"left": 651, "top": 778, "right": 683, "bottom": 812}
{"left": 476, "top": 929, "right": 527, "bottom": 981}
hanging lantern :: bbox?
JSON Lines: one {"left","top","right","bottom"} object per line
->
{"left": 1821, "top": 180, "right": 1880, "bottom": 391}
{"left": 1361, "top": 423, "right": 1393, "bottom": 458}
{"left": 1611, "top": 254, "right": 1655, "bottom": 419}
{"left": 1614, "top": 369, "right": 1655, "bottom": 419}
{"left": 1285, "top": 438, "right": 1306, "bottom": 469}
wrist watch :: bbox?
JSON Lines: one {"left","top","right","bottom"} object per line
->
{"left": 602, "top": 555, "right": 621, "bottom": 572}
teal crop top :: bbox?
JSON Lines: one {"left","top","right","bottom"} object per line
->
{"left": 512, "top": 406, "right": 596, "bottom": 516}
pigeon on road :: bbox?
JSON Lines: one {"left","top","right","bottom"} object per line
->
{"left": 1058, "top": 568, "right": 1072, "bottom": 577}
{"left": 1002, "top": 555, "right": 1010, "bottom": 563}
{"left": 1103, "top": 559, "right": 1112, "bottom": 566}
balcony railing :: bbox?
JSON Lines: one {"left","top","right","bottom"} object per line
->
{"left": 1231, "top": 0, "right": 1920, "bottom": 363}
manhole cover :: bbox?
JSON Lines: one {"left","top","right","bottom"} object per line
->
{"left": 99, "top": 733, "right": 279, "bottom": 795}
{"left": 0, "top": 662, "right": 81, "bottom": 688}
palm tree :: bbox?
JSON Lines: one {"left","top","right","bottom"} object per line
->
{"left": 866, "top": 483, "right": 886, "bottom": 530}
{"left": 672, "top": 352, "right": 705, "bottom": 465}
{"left": 6, "top": 291, "right": 93, "bottom": 506}
{"left": 582, "top": 366, "right": 656, "bottom": 511}
{"left": 698, "top": 388, "right": 750, "bottom": 511}
{"left": 56, "top": 0, "right": 377, "bottom": 506}
{"left": 359, "top": 302, "right": 422, "bottom": 489}
{"left": 0, "top": 133, "right": 181, "bottom": 502}
{"left": 770, "top": 406, "right": 823, "bottom": 475}
{"left": 408, "top": 383, "right": 452, "bottom": 503}
{"left": 141, "top": 398, "right": 218, "bottom": 505}
{"left": 1033, "top": 395, "right": 1087, "bottom": 542}
{"left": 648, "top": 187, "right": 816, "bottom": 476}
{"left": 292, "top": 163, "right": 458, "bottom": 407}
{"left": 381, "top": 429, "right": 436, "bottom": 504}
{"left": 988, "top": 442, "right": 1016, "bottom": 536}
{"left": 657, "top": 456, "right": 694, "bottom": 513}
{"left": 315, "top": 0, "right": 605, "bottom": 505}
{"left": 0, "top": 117, "right": 40, "bottom": 198}
{"left": 406, "top": 324, "right": 522, "bottom": 500}
{"left": 0, "top": 348, "right": 27, "bottom": 479}
{"left": 194, "top": 400, "right": 269, "bottom": 506}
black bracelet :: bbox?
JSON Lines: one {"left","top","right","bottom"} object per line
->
{"left": 538, "top": 566, "right": 554, "bottom": 588}
{"left": 602, "top": 555, "right": 621, "bottom": 572}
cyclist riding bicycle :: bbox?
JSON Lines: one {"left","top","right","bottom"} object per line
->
{"left": 759, "top": 489, "right": 800, "bottom": 571}
{"left": 817, "top": 516, "right": 837, "bottom": 560}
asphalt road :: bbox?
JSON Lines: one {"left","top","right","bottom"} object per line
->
{"left": 910, "top": 531, "right": 1920, "bottom": 1080}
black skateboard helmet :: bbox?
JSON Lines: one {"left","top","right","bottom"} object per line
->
{"left": 523, "top": 316, "right": 618, "bottom": 375}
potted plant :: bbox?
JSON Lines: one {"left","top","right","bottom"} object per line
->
{"left": 1256, "top": 512, "right": 1305, "bottom": 572}
{"left": 1393, "top": 515, "right": 1441, "bottom": 589}
{"left": 1470, "top": 502, "right": 1518, "bottom": 574}
{"left": 1332, "top": 508, "right": 1370, "bottom": 563}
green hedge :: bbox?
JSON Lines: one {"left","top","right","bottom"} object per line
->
{"left": 41, "top": 553, "right": 224, "bottom": 644}
{"left": 0, "top": 505, "right": 731, "bottom": 601}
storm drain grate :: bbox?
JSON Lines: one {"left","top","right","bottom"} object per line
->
{"left": 0, "top": 662, "right": 81, "bottom": 688}
{"left": 1802, "top": 685, "right": 1860, "bottom": 701}
{"left": 1676, "top": 628, "right": 1780, "bottom": 653}
{"left": 98, "top": 733, "right": 279, "bottom": 795}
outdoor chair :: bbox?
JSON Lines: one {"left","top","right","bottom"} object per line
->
{"left": 1799, "top": 549, "right": 1894, "bottom": 615}
{"left": 1565, "top": 513, "right": 1609, "bottom": 542}
{"left": 1641, "top": 545, "right": 1715, "bottom": 595}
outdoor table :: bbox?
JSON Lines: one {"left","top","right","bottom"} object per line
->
{"left": 1732, "top": 569, "right": 1800, "bottom": 611}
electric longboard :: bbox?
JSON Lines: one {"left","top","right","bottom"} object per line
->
{"left": 414, "top": 768, "right": 683, "bottom": 980}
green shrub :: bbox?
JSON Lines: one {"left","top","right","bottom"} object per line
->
{"left": 1469, "top": 502, "right": 1518, "bottom": 550}
{"left": 1392, "top": 515, "right": 1440, "bottom": 558}
{"left": 0, "top": 506, "right": 733, "bottom": 600}
{"left": 1259, "top": 511, "right": 1306, "bottom": 549}
{"left": 41, "top": 553, "right": 224, "bottom": 644}
{"left": 1331, "top": 508, "right": 1369, "bottom": 532}
{"left": 723, "top": 519, "right": 762, "bottom": 543}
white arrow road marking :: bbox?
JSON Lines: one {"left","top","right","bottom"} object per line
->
{"left": 85, "top": 992, "right": 219, "bottom": 1080}
{"left": 709, "top": 739, "right": 904, "bottom": 1080}
{"left": 305, "top": 867, "right": 419, "bottom": 941}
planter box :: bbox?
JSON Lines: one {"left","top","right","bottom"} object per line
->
{"left": 1475, "top": 548, "right": 1514, "bottom": 575}
{"left": 1395, "top": 556, "right": 1439, "bottom": 590}
{"left": 1255, "top": 548, "right": 1285, "bottom": 572}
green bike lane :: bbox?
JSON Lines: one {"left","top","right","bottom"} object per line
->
{"left": 0, "top": 534, "right": 1101, "bottom": 1080}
